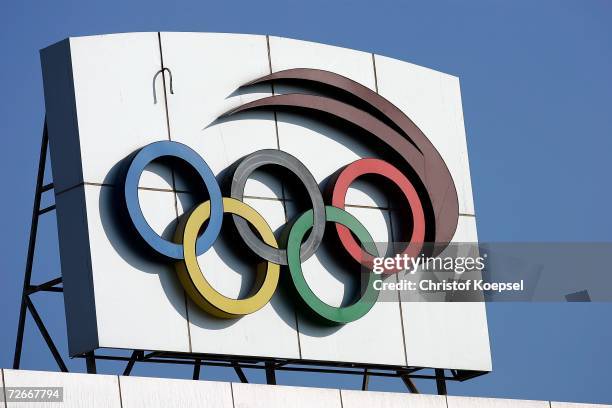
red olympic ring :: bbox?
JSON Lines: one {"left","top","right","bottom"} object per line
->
{"left": 331, "top": 158, "right": 426, "bottom": 273}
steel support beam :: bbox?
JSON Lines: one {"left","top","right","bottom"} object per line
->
{"left": 26, "top": 297, "right": 68, "bottom": 372}
{"left": 398, "top": 371, "right": 419, "bottom": 393}
{"left": 13, "top": 121, "right": 50, "bottom": 370}
{"left": 435, "top": 368, "right": 447, "bottom": 395}
{"left": 265, "top": 362, "right": 276, "bottom": 385}
{"left": 193, "top": 359, "right": 202, "bottom": 380}
{"left": 361, "top": 368, "right": 369, "bottom": 391}
{"left": 85, "top": 351, "right": 97, "bottom": 374}
{"left": 232, "top": 362, "right": 248, "bottom": 383}
{"left": 27, "top": 277, "right": 62, "bottom": 295}
{"left": 38, "top": 205, "right": 56, "bottom": 216}
{"left": 123, "top": 350, "right": 144, "bottom": 376}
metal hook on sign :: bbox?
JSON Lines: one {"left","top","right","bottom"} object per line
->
{"left": 153, "top": 67, "right": 174, "bottom": 104}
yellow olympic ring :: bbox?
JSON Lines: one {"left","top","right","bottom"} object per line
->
{"left": 173, "top": 197, "right": 280, "bottom": 318}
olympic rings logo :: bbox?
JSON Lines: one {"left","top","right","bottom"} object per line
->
{"left": 117, "top": 68, "right": 459, "bottom": 325}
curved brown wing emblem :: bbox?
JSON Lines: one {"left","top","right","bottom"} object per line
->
{"left": 223, "top": 68, "right": 459, "bottom": 247}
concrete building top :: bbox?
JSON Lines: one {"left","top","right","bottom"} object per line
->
{"left": 1, "top": 369, "right": 608, "bottom": 408}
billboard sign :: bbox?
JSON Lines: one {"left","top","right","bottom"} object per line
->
{"left": 40, "top": 32, "right": 491, "bottom": 371}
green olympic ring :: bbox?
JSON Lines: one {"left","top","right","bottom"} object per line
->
{"left": 286, "top": 206, "right": 380, "bottom": 324}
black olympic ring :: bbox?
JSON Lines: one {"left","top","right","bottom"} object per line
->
{"left": 230, "top": 149, "right": 326, "bottom": 265}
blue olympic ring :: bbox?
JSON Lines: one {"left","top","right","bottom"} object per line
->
{"left": 122, "top": 141, "right": 223, "bottom": 259}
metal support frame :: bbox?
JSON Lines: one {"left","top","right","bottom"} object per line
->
{"left": 72, "top": 351, "right": 484, "bottom": 394}
{"left": 435, "top": 369, "right": 447, "bottom": 395}
{"left": 193, "top": 359, "right": 202, "bottom": 380}
{"left": 232, "top": 362, "right": 248, "bottom": 383}
{"left": 13, "top": 120, "right": 66, "bottom": 373}
{"left": 361, "top": 368, "right": 369, "bottom": 391}
{"left": 85, "top": 351, "right": 97, "bottom": 374}
{"left": 123, "top": 350, "right": 143, "bottom": 376}
{"left": 265, "top": 362, "right": 276, "bottom": 385}
{"left": 13, "top": 118, "right": 488, "bottom": 395}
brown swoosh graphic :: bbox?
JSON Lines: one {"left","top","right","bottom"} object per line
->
{"left": 223, "top": 68, "right": 459, "bottom": 248}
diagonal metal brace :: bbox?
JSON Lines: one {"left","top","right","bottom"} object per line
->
{"left": 26, "top": 296, "right": 68, "bottom": 372}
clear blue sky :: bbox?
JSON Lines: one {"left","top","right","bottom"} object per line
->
{"left": 1, "top": 0, "right": 611, "bottom": 404}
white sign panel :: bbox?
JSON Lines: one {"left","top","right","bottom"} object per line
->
{"left": 40, "top": 32, "right": 491, "bottom": 371}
